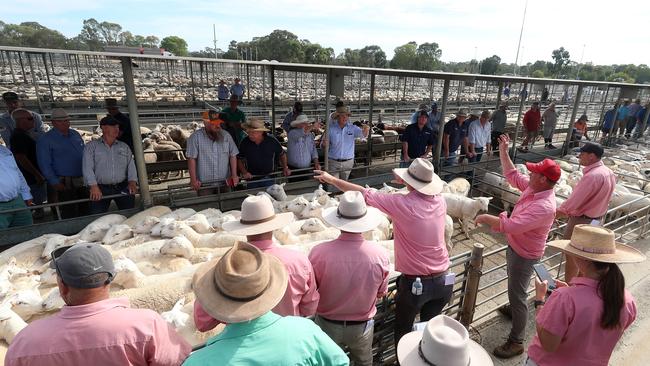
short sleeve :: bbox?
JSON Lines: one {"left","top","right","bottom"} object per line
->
{"left": 443, "top": 121, "right": 452, "bottom": 135}
{"left": 185, "top": 133, "right": 199, "bottom": 159}
{"left": 535, "top": 289, "right": 574, "bottom": 338}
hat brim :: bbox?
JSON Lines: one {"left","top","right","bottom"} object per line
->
{"left": 392, "top": 168, "right": 443, "bottom": 196}
{"left": 331, "top": 112, "right": 351, "bottom": 119}
{"left": 222, "top": 212, "right": 294, "bottom": 236}
{"left": 397, "top": 331, "right": 493, "bottom": 366}
{"left": 192, "top": 250, "right": 288, "bottom": 323}
{"left": 290, "top": 120, "right": 312, "bottom": 128}
{"left": 242, "top": 123, "right": 270, "bottom": 132}
{"left": 321, "top": 206, "right": 383, "bottom": 233}
{"left": 547, "top": 239, "right": 646, "bottom": 264}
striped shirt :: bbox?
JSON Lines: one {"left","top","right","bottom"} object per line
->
{"left": 287, "top": 128, "right": 318, "bottom": 168}
{"left": 186, "top": 128, "right": 238, "bottom": 183}
{"left": 0, "top": 146, "right": 32, "bottom": 201}
{"left": 82, "top": 139, "right": 137, "bottom": 186}
{"left": 468, "top": 120, "right": 492, "bottom": 147}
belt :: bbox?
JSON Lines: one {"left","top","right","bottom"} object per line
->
{"left": 320, "top": 316, "right": 368, "bottom": 326}
{"left": 577, "top": 214, "right": 600, "bottom": 221}
{"left": 330, "top": 158, "right": 352, "bottom": 162}
{"left": 402, "top": 270, "right": 448, "bottom": 280}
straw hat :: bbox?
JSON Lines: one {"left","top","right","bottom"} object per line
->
{"left": 331, "top": 105, "right": 351, "bottom": 119}
{"left": 192, "top": 241, "right": 288, "bottom": 323}
{"left": 222, "top": 195, "right": 294, "bottom": 235}
{"left": 322, "top": 191, "right": 383, "bottom": 233}
{"left": 290, "top": 114, "right": 313, "bottom": 128}
{"left": 547, "top": 224, "right": 646, "bottom": 263}
{"left": 242, "top": 118, "right": 270, "bottom": 132}
{"left": 397, "top": 315, "right": 493, "bottom": 366}
{"left": 392, "top": 158, "right": 444, "bottom": 196}
{"left": 50, "top": 108, "right": 70, "bottom": 121}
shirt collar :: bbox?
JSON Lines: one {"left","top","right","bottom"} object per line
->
{"left": 58, "top": 297, "right": 130, "bottom": 319}
{"left": 208, "top": 312, "right": 281, "bottom": 345}
{"left": 531, "top": 187, "right": 555, "bottom": 199}
{"left": 569, "top": 276, "right": 599, "bottom": 288}
{"left": 250, "top": 239, "right": 276, "bottom": 251}
{"left": 583, "top": 160, "right": 604, "bottom": 173}
{"left": 336, "top": 232, "right": 365, "bottom": 242}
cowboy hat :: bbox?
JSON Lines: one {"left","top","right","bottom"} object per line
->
{"left": 290, "top": 114, "right": 313, "bottom": 128}
{"left": 397, "top": 315, "right": 493, "bottom": 366}
{"left": 50, "top": 108, "right": 70, "bottom": 121}
{"left": 192, "top": 241, "right": 288, "bottom": 323}
{"left": 547, "top": 224, "right": 646, "bottom": 263}
{"left": 331, "top": 105, "right": 351, "bottom": 119}
{"left": 392, "top": 158, "right": 444, "bottom": 195}
{"left": 242, "top": 118, "right": 270, "bottom": 132}
{"left": 223, "top": 195, "right": 294, "bottom": 235}
{"left": 322, "top": 191, "right": 383, "bottom": 233}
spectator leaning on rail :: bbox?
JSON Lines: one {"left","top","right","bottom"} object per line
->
{"left": 281, "top": 101, "right": 304, "bottom": 132}
{"left": 518, "top": 101, "right": 542, "bottom": 153}
{"left": 490, "top": 103, "right": 508, "bottom": 152}
{"left": 0, "top": 145, "right": 33, "bottom": 229}
{"left": 315, "top": 158, "right": 452, "bottom": 347}
{"left": 193, "top": 195, "right": 320, "bottom": 331}
{"left": 184, "top": 241, "right": 347, "bottom": 366}
{"left": 401, "top": 110, "right": 435, "bottom": 168}
{"left": 237, "top": 118, "right": 289, "bottom": 189}
{"left": 428, "top": 102, "right": 442, "bottom": 132}
{"left": 625, "top": 98, "right": 642, "bottom": 138}
{"left": 475, "top": 134, "right": 558, "bottom": 359}
{"left": 104, "top": 98, "right": 134, "bottom": 153}
{"left": 217, "top": 79, "right": 230, "bottom": 101}
{"left": 0, "top": 91, "right": 44, "bottom": 149}
{"left": 442, "top": 108, "right": 469, "bottom": 166}
{"left": 82, "top": 116, "right": 138, "bottom": 214}
{"left": 556, "top": 142, "right": 616, "bottom": 283}
{"left": 221, "top": 94, "right": 247, "bottom": 147}
{"left": 36, "top": 108, "right": 88, "bottom": 219}
{"left": 570, "top": 114, "right": 590, "bottom": 148}
{"left": 322, "top": 104, "right": 369, "bottom": 180}
{"left": 186, "top": 111, "right": 239, "bottom": 195}
{"left": 615, "top": 100, "right": 630, "bottom": 137}
{"left": 467, "top": 110, "right": 492, "bottom": 163}
{"left": 286, "top": 114, "right": 321, "bottom": 182}
{"left": 229, "top": 77, "right": 245, "bottom": 100}
{"left": 409, "top": 103, "right": 430, "bottom": 124}
{"left": 541, "top": 103, "right": 559, "bottom": 150}
{"left": 633, "top": 101, "right": 649, "bottom": 138}
{"left": 10, "top": 109, "right": 46, "bottom": 218}
{"left": 6, "top": 243, "right": 191, "bottom": 366}
{"left": 600, "top": 103, "right": 619, "bottom": 143}
{"left": 525, "top": 225, "right": 645, "bottom": 366}
{"left": 309, "top": 191, "right": 390, "bottom": 366}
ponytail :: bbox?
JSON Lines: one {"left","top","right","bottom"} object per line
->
{"left": 594, "top": 261, "right": 625, "bottom": 329}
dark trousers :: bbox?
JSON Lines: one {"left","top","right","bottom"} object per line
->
{"left": 394, "top": 274, "right": 453, "bottom": 345}
{"left": 469, "top": 147, "right": 484, "bottom": 163}
{"left": 49, "top": 177, "right": 88, "bottom": 219}
{"left": 89, "top": 181, "right": 135, "bottom": 214}
{"left": 246, "top": 175, "right": 273, "bottom": 189}
{"left": 491, "top": 130, "right": 503, "bottom": 152}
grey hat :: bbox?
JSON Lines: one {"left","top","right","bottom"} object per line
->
{"left": 50, "top": 244, "right": 116, "bottom": 289}
{"left": 2, "top": 91, "right": 18, "bottom": 101}
{"left": 456, "top": 109, "right": 468, "bottom": 117}
{"left": 418, "top": 103, "right": 430, "bottom": 112}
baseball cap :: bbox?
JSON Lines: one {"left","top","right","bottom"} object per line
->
{"left": 202, "top": 110, "right": 224, "bottom": 125}
{"left": 99, "top": 116, "right": 120, "bottom": 126}
{"left": 2, "top": 91, "right": 18, "bottom": 102}
{"left": 525, "top": 158, "right": 561, "bottom": 182}
{"left": 579, "top": 141, "right": 604, "bottom": 158}
{"left": 50, "top": 244, "right": 116, "bottom": 288}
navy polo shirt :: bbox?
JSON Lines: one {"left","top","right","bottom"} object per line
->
{"left": 238, "top": 135, "right": 284, "bottom": 176}
{"left": 443, "top": 118, "right": 469, "bottom": 152}
{"left": 400, "top": 124, "right": 435, "bottom": 159}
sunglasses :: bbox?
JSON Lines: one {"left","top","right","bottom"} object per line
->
{"left": 50, "top": 245, "right": 74, "bottom": 277}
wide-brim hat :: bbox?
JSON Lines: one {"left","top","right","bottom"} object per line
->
{"left": 456, "top": 109, "right": 468, "bottom": 117}
{"left": 397, "top": 315, "right": 493, "bottom": 366}
{"left": 392, "top": 158, "right": 443, "bottom": 195}
{"left": 242, "top": 118, "right": 270, "bottom": 132}
{"left": 223, "top": 195, "right": 294, "bottom": 235}
{"left": 50, "top": 108, "right": 70, "bottom": 121}
{"left": 547, "top": 224, "right": 646, "bottom": 263}
{"left": 192, "top": 241, "right": 288, "bottom": 323}
{"left": 322, "top": 191, "right": 383, "bottom": 233}
{"left": 290, "top": 114, "right": 313, "bottom": 128}
{"left": 332, "top": 105, "right": 351, "bottom": 119}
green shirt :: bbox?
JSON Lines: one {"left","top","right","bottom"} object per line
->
{"left": 183, "top": 312, "right": 349, "bottom": 366}
{"left": 221, "top": 107, "right": 246, "bottom": 124}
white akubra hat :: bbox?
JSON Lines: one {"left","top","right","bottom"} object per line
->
{"left": 222, "top": 195, "right": 294, "bottom": 236}
{"left": 290, "top": 114, "right": 313, "bottom": 128}
{"left": 322, "top": 191, "right": 382, "bottom": 233}
{"left": 547, "top": 224, "right": 646, "bottom": 263}
{"left": 392, "top": 158, "right": 444, "bottom": 196}
{"left": 397, "top": 315, "right": 493, "bottom": 366}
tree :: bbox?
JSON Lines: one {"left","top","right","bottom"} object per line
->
{"left": 98, "top": 21, "right": 122, "bottom": 45}
{"left": 479, "top": 55, "right": 501, "bottom": 75}
{"left": 160, "top": 36, "right": 188, "bottom": 56}
{"left": 390, "top": 42, "right": 418, "bottom": 69}
{"left": 78, "top": 18, "right": 103, "bottom": 50}
{"left": 0, "top": 21, "right": 67, "bottom": 49}
{"left": 303, "top": 43, "right": 334, "bottom": 64}
{"left": 359, "top": 45, "right": 387, "bottom": 68}
{"left": 551, "top": 47, "right": 571, "bottom": 76}
{"left": 144, "top": 36, "right": 159, "bottom": 48}
{"left": 415, "top": 42, "right": 442, "bottom": 70}
{"left": 531, "top": 70, "right": 545, "bottom": 78}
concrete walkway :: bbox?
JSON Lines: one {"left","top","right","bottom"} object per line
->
{"left": 472, "top": 235, "right": 650, "bottom": 366}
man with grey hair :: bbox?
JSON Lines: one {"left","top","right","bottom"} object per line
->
{"left": 0, "top": 91, "right": 44, "bottom": 149}
{"left": 6, "top": 244, "right": 191, "bottom": 365}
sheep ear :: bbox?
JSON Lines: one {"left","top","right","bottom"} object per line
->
{"left": 280, "top": 183, "right": 286, "bottom": 187}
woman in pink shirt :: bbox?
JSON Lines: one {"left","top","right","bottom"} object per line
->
{"left": 526, "top": 225, "right": 645, "bottom": 366}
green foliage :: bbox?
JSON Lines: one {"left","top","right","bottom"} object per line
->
{"left": 390, "top": 42, "right": 418, "bottom": 69}
{"left": 160, "top": 36, "right": 188, "bottom": 56}
{"left": 479, "top": 55, "right": 501, "bottom": 75}
{"left": 551, "top": 47, "right": 571, "bottom": 75}
{"left": 531, "top": 70, "right": 545, "bottom": 78}
{"left": 0, "top": 21, "right": 68, "bottom": 49}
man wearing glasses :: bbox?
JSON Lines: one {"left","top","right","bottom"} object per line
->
{"left": 6, "top": 244, "right": 191, "bottom": 365}
{"left": 0, "top": 91, "right": 44, "bottom": 149}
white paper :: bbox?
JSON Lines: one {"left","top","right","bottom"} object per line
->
{"left": 444, "top": 272, "right": 456, "bottom": 286}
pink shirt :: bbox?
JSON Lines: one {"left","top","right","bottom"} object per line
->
{"left": 495, "top": 169, "right": 556, "bottom": 259}
{"left": 363, "top": 188, "right": 449, "bottom": 275}
{"left": 194, "top": 239, "right": 319, "bottom": 331}
{"left": 308, "top": 232, "right": 390, "bottom": 320}
{"left": 528, "top": 277, "right": 636, "bottom": 366}
{"left": 5, "top": 298, "right": 191, "bottom": 366}
{"left": 559, "top": 161, "right": 616, "bottom": 218}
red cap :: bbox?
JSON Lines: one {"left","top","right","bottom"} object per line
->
{"left": 525, "top": 159, "right": 561, "bottom": 182}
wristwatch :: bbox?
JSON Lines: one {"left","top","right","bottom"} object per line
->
{"left": 534, "top": 300, "right": 545, "bottom": 309}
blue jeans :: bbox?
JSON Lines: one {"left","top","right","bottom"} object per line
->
{"left": 469, "top": 147, "right": 484, "bottom": 163}
{"left": 90, "top": 182, "right": 135, "bottom": 214}
{"left": 443, "top": 152, "right": 457, "bottom": 167}
{"left": 247, "top": 176, "right": 273, "bottom": 189}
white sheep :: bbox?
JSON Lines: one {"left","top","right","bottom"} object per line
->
{"left": 266, "top": 183, "right": 288, "bottom": 201}
{"left": 160, "top": 222, "right": 245, "bottom": 248}
{"left": 444, "top": 215, "right": 454, "bottom": 252}
{"left": 121, "top": 206, "right": 172, "bottom": 228}
{"left": 102, "top": 224, "right": 133, "bottom": 245}
{"left": 500, "top": 181, "right": 521, "bottom": 212}
{"left": 208, "top": 214, "right": 238, "bottom": 231}
{"left": 195, "top": 208, "right": 223, "bottom": 218}
{"left": 41, "top": 234, "right": 83, "bottom": 260}
{"left": 566, "top": 171, "right": 584, "bottom": 189}
{"left": 300, "top": 218, "right": 328, "bottom": 233}
{"left": 150, "top": 217, "right": 177, "bottom": 237}
{"left": 608, "top": 191, "right": 650, "bottom": 220}
{"left": 79, "top": 214, "right": 127, "bottom": 242}
{"left": 41, "top": 287, "right": 65, "bottom": 312}
{"left": 557, "top": 160, "right": 578, "bottom": 173}
{"left": 185, "top": 213, "right": 214, "bottom": 234}
{"left": 274, "top": 225, "right": 341, "bottom": 245}
{"left": 442, "top": 178, "right": 471, "bottom": 196}
{"left": 160, "top": 208, "right": 196, "bottom": 221}
{"left": 442, "top": 194, "right": 492, "bottom": 239}
{"left": 133, "top": 216, "right": 161, "bottom": 234}
{"left": 160, "top": 237, "right": 195, "bottom": 258}
{"left": 311, "top": 184, "right": 330, "bottom": 205}
{"left": 0, "top": 305, "right": 27, "bottom": 344}
{"left": 111, "top": 277, "right": 192, "bottom": 313}
{"left": 161, "top": 297, "right": 190, "bottom": 329}
{"left": 480, "top": 172, "right": 505, "bottom": 198}
{"left": 5, "top": 284, "right": 43, "bottom": 320}
{"left": 113, "top": 257, "right": 198, "bottom": 289}
{"left": 554, "top": 183, "right": 573, "bottom": 198}
{"left": 285, "top": 196, "right": 310, "bottom": 217}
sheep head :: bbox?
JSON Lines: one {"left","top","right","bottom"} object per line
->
{"left": 300, "top": 218, "right": 327, "bottom": 233}
{"left": 474, "top": 197, "right": 493, "bottom": 212}
{"left": 102, "top": 224, "right": 133, "bottom": 245}
{"left": 266, "top": 183, "right": 288, "bottom": 201}
{"left": 286, "top": 197, "right": 309, "bottom": 216}
{"left": 113, "top": 256, "right": 145, "bottom": 289}
{"left": 160, "top": 237, "right": 195, "bottom": 258}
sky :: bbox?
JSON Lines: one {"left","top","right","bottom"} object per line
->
{"left": 3, "top": 0, "right": 650, "bottom": 66}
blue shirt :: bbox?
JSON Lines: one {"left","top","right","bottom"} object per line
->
{"left": 410, "top": 111, "right": 442, "bottom": 132}
{"left": 230, "top": 83, "right": 245, "bottom": 97}
{"left": 182, "top": 312, "right": 349, "bottom": 366}
{"left": 217, "top": 85, "right": 230, "bottom": 100}
{"left": 0, "top": 146, "right": 32, "bottom": 201}
{"left": 327, "top": 120, "right": 363, "bottom": 160}
{"left": 287, "top": 128, "right": 318, "bottom": 168}
{"left": 443, "top": 118, "right": 469, "bottom": 153}
{"left": 0, "top": 111, "right": 44, "bottom": 149}
{"left": 36, "top": 128, "right": 85, "bottom": 185}
{"left": 603, "top": 109, "right": 616, "bottom": 129}
{"left": 617, "top": 106, "right": 629, "bottom": 120}
{"left": 636, "top": 107, "right": 647, "bottom": 122}
{"left": 282, "top": 111, "right": 299, "bottom": 132}
{"left": 400, "top": 124, "right": 435, "bottom": 159}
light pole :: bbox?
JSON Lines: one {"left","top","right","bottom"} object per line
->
{"left": 576, "top": 44, "right": 586, "bottom": 79}
{"left": 513, "top": 0, "right": 528, "bottom": 75}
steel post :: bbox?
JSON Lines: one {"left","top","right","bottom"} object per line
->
{"left": 41, "top": 53, "right": 55, "bottom": 104}
{"left": 562, "top": 85, "right": 584, "bottom": 155}
{"left": 434, "top": 79, "right": 451, "bottom": 171}
{"left": 495, "top": 81, "right": 504, "bottom": 109}
{"left": 510, "top": 81, "right": 528, "bottom": 157}
{"left": 26, "top": 53, "right": 43, "bottom": 113}
{"left": 324, "top": 69, "right": 332, "bottom": 171}
{"left": 270, "top": 66, "right": 276, "bottom": 136}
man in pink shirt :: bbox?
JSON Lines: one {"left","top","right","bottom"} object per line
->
{"left": 557, "top": 142, "right": 616, "bottom": 283}
{"left": 6, "top": 244, "right": 191, "bottom": 366}
{"left": 315, "top": 158, "right": 451, "bottom": 347}
{"left": 193, "top": 195, "right": 319, "bottom": 331}
{"left": 475, "top": 134, "right": 558, "bottom": 359}
{"left": 309, "top": 191, "right": 390, "bottom": 366}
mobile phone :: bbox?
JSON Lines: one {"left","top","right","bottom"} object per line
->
{"left": 533, "top": 263, "right": 556, "bottom": 292}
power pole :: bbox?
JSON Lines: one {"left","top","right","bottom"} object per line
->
{"left": 213, "top": 24, "right": 218, "bottom": 59}
{"left": 513, "top": 0, "right": 528, "bottom": 75}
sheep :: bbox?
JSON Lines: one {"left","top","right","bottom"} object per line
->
{"left": 300, "top": 218, "right": 328, "bottom": 233}
{"left": 151, "top": 217, "right": 177, "bottom": 237}
{"left": 161, "top": 297, "right": 189, "bottom": 329}
{"left": 442, "top": 194, "right": 492, "bottom": 239}
{"left": 79, "top": 214, "right": 127, "bottom": 242}
{"left": 185, "top": 213, "right": 214, "bottom": 234}
{"left": 285, "top": 196, "right": 310, "bottom": 218}
{"left": 274, "top": 225, "right": 341, "bottom": 246}
{"left": 160, "top": 222, "right": 245, "bottom": 248}
{"left": 442, "top": 178, "right": 471, "bottom": 196}
{"left": 102, "top": 224, "right": 133, "bottom": 245}
{"left": 168, "top": 126, "right": 190, "bottom": 149}
{"left": 617, "top": 171, "right": 645, "bottom": 191}
{"left": 41, "top": 234, "right": 83, "bottom": 260}
{"left": 162, "top": 297, "right": 226, "bottom": 347}
{"left": 362, "top": 214, "right": 392, "bottom": 241}
{"left": 554, "top": 183, "right": 573, "bottom": 198}
{"left": 557, "top": 160, "right": 578, "bottom": 172}
{"left": 122, "top": 206, "right": 172, "bottom": 228}
{"left": 160, "top": 208, "right": 197, "bottom": 221}
{"left": 500, "top": 182, "right": 521, "bottom": 212}
{"left": 444, "top": 215, "right": 454, "bottom": 252}
{"left": 0, "top": 234, "right": 60, "bottom": 267}
{"left": 608, "top": 191, "right": 650, "bottom": 219}
{"left": 113, "top": 257, "right": 198, "bottom": 289}
{"left": 111, "top": 277, "right": 192, "bottom": 313}
{"left": 311, "top": 184, "right": 330, "bottom": 205}
{"left": 207, "top": 214, "right": 238, "bottom": 231}
{"left": 160, "top": 236, "right": 195, "bottom": 258}
{"left": 41, "top": 287, "right": 65, "bottom": 312}
{"left": 133, "top": 216, "right": 161, "bottom": 234}
{"left": 480, "top": 172, "right": 505, "bottom": 198}
{"left": 266, "top": 183, "right": 288, "bottom": 201}
{"left": 0, "top": 305, "right": 27, "bottom": 344}
{"left": 5, "top": 284, "right": 43, "bottom": 320}
{"left": 566, "top": 171, "right": 583, "bottom": 188}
